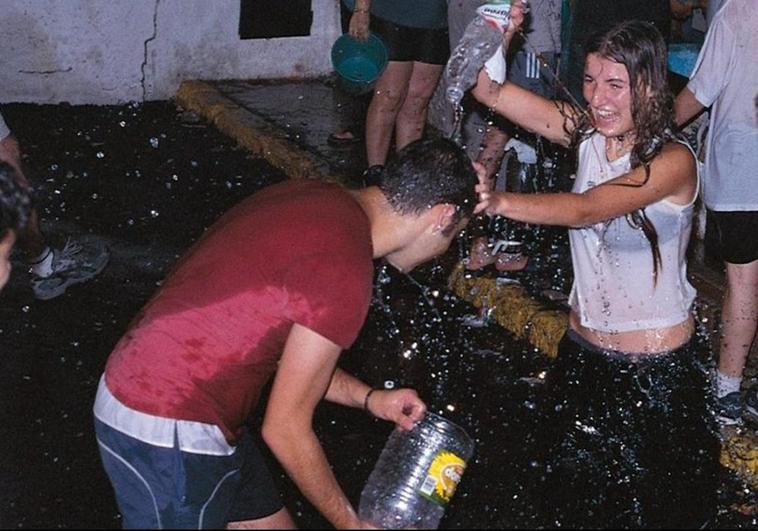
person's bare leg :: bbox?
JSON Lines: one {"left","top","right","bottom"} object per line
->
{"left": 394, "top": 62, "right": 444, "bottom": 150}
{"left": 226, "top": 507, "right": 297, "bottom": 529}
{"left": 0, "top": 135, "right": 46, "bottom": 259}
{"left": 364, "top": 61, "right": 413, "bottom": 167}
{"left": 718, "top": 260, "right": 758, "bottom": 378}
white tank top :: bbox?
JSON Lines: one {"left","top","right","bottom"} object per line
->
{"left": 567, "top": 133, "right": 698, "bottom": 333}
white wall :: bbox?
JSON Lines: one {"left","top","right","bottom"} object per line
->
{"left": 0, "top": 0, "right": 342, "bottom": 104}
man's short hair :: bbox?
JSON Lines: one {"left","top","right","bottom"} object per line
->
{"left": 379, "top": 137, "right": 477, "bottom": 223}
{"left": 0, "top": 162, "right": 31, "bottom": 236}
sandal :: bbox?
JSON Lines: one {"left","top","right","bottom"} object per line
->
{"left": 492, "top": 240, "right": 529, "bottom": 272}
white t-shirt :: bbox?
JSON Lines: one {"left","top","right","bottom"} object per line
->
{"left": 687, "top": 0, "right": 758, "bottom": 211}
{"left": 0, "top": 110, "right": 10, "bottom": 141}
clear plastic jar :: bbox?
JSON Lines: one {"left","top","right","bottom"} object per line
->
{"left": 358, "top": 412, "right": 475, "bottom": 529}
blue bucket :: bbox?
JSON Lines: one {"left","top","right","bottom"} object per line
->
{"left": 668, "top": 43, "right": 701, "bottom": 78}
{"left": 331, "top": 33, "right": 388, "bottom": 94}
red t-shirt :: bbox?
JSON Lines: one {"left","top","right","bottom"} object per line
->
{"left": 105, "top": 180, "right": 374, "bottom": 443}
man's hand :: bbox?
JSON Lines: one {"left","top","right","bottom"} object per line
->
{"left": 365, "top": 388, "right": 426, "bottom": 431}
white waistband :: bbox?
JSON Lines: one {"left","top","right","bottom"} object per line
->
{"left": 93, "top": 375, "right": 235, "bottom": 456}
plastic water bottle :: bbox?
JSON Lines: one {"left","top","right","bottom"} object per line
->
{"left": 358, "top": 412, "right": 475, "bottom": 529}
{"left": 444, "top": 1, "right": 512, "bottom": 108}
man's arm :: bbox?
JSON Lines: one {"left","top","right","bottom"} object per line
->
{"left": 674, "top": 86, "right": 707, "bottom": 127}
{"left": 325, "top": 367, "right": 425, "bottom": 431}
{"left": 261, "top": 323, "right": 363, "bottom": 529}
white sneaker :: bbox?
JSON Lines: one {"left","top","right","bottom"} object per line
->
{"left": 30, "top": 238, "right": 109, "bottom": 300}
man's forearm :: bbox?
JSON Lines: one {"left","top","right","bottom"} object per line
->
{"left": 674, "top": 86, "right": 706, "bottom": 127}
{"left": 324, "top": 367, "right": 371, "bottom": 409}
{"left": 263, "top": 421, "right": 360, "bottom": 529}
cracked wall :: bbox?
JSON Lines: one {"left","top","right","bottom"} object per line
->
{"left": 0, "top": 0, "right": 341, "bottom": 104}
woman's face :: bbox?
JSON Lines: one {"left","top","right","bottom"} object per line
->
{"left": 583, "top": 53, "right": 635, "bottom": 138}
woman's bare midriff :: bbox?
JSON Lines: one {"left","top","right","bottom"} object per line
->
{"left": 568, "top": 311, "right": 695, "bottom": 355}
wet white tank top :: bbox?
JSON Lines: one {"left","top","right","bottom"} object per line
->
{"left": 567, "top": 133, "right": 698, "bottom": 333}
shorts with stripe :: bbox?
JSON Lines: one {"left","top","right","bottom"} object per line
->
{"left": 95, "top": 419, "right": 283, "bottom": 529}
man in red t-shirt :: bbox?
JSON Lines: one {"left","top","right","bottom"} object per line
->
{"left": 94, "top": 137, "right": 478, "bottom": 529}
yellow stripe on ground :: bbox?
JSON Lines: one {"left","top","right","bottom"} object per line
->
{"left": 721, "top": 426, "right": 758, "bottom": 492}
{"left": 176, "top": 80, "right": 337, "bottom": 183}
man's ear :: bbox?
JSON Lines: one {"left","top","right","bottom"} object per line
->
{"left": 431, "top": 203, "right": 457, "bottom": 234}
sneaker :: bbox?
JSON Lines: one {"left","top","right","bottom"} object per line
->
{"left": 715, "top": 391, "right": 743, "bottom": 426}
{"left": 30, "top": 238, "right": 109, "bottom": 300}
{"left": 744, "top": 387, "right": 758, "bottom": 420}
{"left": 461, "top": 307, "right": 493, "bottom": 328}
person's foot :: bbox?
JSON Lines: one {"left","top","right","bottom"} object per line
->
{"left": 464, "top": 236, "right": 497, "bottom": 271}
{"left": 327, "top": 129, "right": 362, "bottom": 147}
{"left": 492, "top": 240, "right": 528, "bottom": 272}
{"left": 494, "top": 252, "right": 529, "bottom": 272}
{"left": 30, "top": 237, "right": 110, "bottom": 300}
{"left": 715, "top": 391, "right": 743, "bottom": 426}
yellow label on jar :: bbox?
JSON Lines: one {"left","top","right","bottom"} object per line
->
{"left": 418, "top": 450, "right": 467, "bottom": 506}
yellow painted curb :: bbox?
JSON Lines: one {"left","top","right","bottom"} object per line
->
{"left": 176, "top": 80, "right": 340, "bottom": 183}
{"left": 448, "top": 262, "right": 567, "bottom": 358}
{"left": 721, "top": 427, "right": 758, "bottom": 492}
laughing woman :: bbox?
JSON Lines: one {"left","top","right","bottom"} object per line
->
{"left": 470, "top": 7, "right": 719, "bottom": 528}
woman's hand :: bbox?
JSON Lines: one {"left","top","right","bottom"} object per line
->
{"left": 474, "top": 184, "right": 508, "bottom": 216}
{"left": 504, "top": 0, "right": 527, "bottom": 48}
{"left": 349, "top": 8, "right": 370, "bottom": 41}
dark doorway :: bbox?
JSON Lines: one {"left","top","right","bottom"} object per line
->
{"left": 239, "top": 0, "right": 313, "bottom": 39}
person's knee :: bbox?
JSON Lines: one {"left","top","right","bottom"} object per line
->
{"left": 371, "top": 88, "right": 405, "bottom": 114}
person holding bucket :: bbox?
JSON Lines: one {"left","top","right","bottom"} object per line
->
{"left": 341, "top": 0, "right": 450, "bottom": 184}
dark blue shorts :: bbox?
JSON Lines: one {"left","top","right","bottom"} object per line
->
{"left": 707, "top": 209, "right": 758, "bottom": 264}
{"left": 370, "top": 16, "right": 450, "bottom": 65}
{"left": 94, "top": 419, "right": 283, "bottom": 529}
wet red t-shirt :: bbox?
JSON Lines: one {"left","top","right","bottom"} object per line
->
{"left": 105, "top": 180, "right": 374, "bottom": 443}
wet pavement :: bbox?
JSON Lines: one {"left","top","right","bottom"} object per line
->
{"left": 1, "top": 79, "right": 757, "bottom": 529}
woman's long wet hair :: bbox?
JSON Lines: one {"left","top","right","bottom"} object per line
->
{"left": 566, "top": 20, "right": 680, "bottom": 283}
